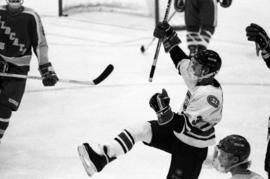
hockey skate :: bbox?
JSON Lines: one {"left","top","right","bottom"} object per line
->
{"left": 77, "top": 143, "right": 115, "bottom": 177}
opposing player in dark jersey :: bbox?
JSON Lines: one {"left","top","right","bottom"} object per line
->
{"left": 246, "top": 23, "right": 270, "bottom": 179}
{"left": 174, "top": 0, "right": 232, "bottom": 56}
{"left": 213, "top": 135, "right": 263, "bottom": 179}
{"left": 0, "top": 0, "right": 58, "bottom": 142}
{"left": 77, "top": 22, "right": 223, "bottom": 179}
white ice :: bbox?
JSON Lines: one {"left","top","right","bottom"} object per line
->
{"left": 0, "top": 0, "right": 270, "bottom": 179}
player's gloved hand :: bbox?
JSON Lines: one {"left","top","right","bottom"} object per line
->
{"left": 149, "top": 88, "right": 174, "bottom": 125}
{"left": 153, "top": 21, "right": 181, "bottom": 53}
{"left": 246, "top": 23, "right": 270, "bottom": 51}
{"left": 153, "top": 21, "right": 174, "bottom": 39}
{"left": 219, "top": 0, "right": 232, "bottom": 8}
{"left": 39, "top": 62, "right": 58, "bottom": 86}
{"left": 174, "top": 0, "right": 185, "bottom": 12}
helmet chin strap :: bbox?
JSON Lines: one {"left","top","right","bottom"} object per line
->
{"left": 197, "top": 71, "right": 216, "bottom": 81}
{"left": 213, "top": 158, "right": 251, "bottom": 173}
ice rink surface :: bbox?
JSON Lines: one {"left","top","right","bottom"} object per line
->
{"left": 0, "top": 0, "right": 270, "bottom": 178}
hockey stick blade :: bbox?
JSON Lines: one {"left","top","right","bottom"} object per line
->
{"left": 92, "top": 64, "right": 114, "bottom": 85}
{"left": 0, "top": 64, "right": 114, "bottom": 86}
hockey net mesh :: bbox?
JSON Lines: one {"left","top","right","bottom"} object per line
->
{"left": 61, "top": 0, "right": 156, "bottom": 17}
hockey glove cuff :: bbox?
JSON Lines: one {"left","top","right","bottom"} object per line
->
{"left": 149, "top": 89, "right": 174, "bottom": 125}
{"left": 39, "top": 62, "right": 59, "bottom": 86}
{"left": 163, "top": 32, "right": 181, "bottom": 53}
{"left": 157, "top": 107, "right": 174, "bottom": 125}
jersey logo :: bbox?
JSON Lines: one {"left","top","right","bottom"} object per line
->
{"left": 207, "top": 95, "right": 219, "bottom": 108}
{"left": 0, "top": 16, "right": 27, "bottom": 54}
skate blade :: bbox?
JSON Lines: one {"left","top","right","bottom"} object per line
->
{"left": 77, "top": 145, "right": 98, "bottom": 177}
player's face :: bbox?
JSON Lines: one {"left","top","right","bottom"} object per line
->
{"left": 188, "top": 58, "right": 205, "bottom": 78}
{"left": 6, "top": 0, "right": 23, "bottom": 10}
{"left": 212, "top": 147, "right": 237, "bottom": 173}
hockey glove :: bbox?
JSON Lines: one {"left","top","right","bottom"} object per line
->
{"left": 246, "top": 23, "right": 270, "bottom": 51}
{"left": 174, "top": 0, "right": 185, "bottom": 12}
{"left": 39, "top": 62, "right": 58, "bottom": 86}
{"left": 149, "top": 88, "right": 174, "bottom": 125}
{"left": 219, "top": 0, "right": 232, "bottom": 8}
{"left": 153, "top": 22, "right": 181, "bottom": 53}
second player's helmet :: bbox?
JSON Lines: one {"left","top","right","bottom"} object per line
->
{"left": 193, "top": 49, "right": 222, "bottom": 77}
{"left": 218, "top": 134, "right": 250, "bottom": 162}
{"left": 212, "top": 134, "right": 251, "bottom": 173}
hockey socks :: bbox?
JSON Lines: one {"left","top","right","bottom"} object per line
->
{"left": 107, "top": 129, "right": 135, "bottom": 158}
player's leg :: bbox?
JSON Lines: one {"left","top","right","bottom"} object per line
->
{"left": 166, "top": 140, "right": 208, "bottom": 179}
{"left": 0, "top": 75, "right": 26, "bottom": 143}
{"left": 0, "top": 105, "right": 12, "bottom": 142}
{"left": 77, "top": 121, "right": 153, "bottom": 176}
{"left": 198, "top": 0, "right": 217, "bottom": 49}
{"left": 143, "top": 113, "right": 185, "bottom": 153}
{"left": 184, "top": 0, "right": 201, "bottom": 56}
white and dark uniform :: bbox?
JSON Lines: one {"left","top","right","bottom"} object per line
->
{"left": 0, "top": 5, "right": 49, "bottom": 139}
{"left": 144, "top": 46, "right": 223, "bottom": 179}
{"left": 230, "top": 171, "right": 264, "bottom": 179}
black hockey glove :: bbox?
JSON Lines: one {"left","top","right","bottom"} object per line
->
{"left": 153, "top": 22, "right": 181, "bottom": 53}
{"left": 174, "top": 0, "right": 185, "bottom": 12}
{"left": 149, "top": 88, "right": 174, "bottom": 125}
{"left": 39, "top": 62, "right": 58, "bottom": 86}
{"left": 154, "top": 21, "right": 174, "bottom": 39}
{"left": 246, "top": 23, "right": 270, "bottom": 51}
{"left": 219, "top": 0, "right": 232, "bottom": 8}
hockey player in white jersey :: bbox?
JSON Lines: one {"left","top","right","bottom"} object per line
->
{"left": 213, "top": 135, "right": 264, "bottom": 179}
{"left": 77, "top": 21, "right": 223, "bottom": 179}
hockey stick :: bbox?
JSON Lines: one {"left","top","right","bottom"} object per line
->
{"left": 148, "top": 0, "right": 172, "bottom": 82}
{"left": 0, "top": 64, "right": 114, "bottom": 85}
{"left": 140, "top": 10, "right": 177, "bottom": 54}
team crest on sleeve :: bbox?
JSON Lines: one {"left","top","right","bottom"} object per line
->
{"left": 207, "top": 95, "right": 219, "bottom": 108}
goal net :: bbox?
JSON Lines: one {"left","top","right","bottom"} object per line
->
{"left": 58, "top": 0, "right": 185, "bottom": 30}
{"left": 59, "top": 0, "right": 155, "bottom": 17}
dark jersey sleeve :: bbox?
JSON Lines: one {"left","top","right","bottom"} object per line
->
{"left": 169, "top": 46, "right": 189, "bottom": 68}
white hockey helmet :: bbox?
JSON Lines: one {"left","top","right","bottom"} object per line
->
{"left": 6, "top": 0, "right": 24, "bottom": 10}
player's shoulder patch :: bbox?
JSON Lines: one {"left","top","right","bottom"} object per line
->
{"left": 207, "top": 95, "right": 220, "bottom": 108}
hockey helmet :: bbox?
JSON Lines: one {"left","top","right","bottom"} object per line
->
{"left": 193, "top": 49, "right": 222, "bottom": 76}
{"left": 212, "top": 134, "right": 251, "bottom": 173}
{"left": 217, "top": 134, "right": 250, "bottom": 163}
